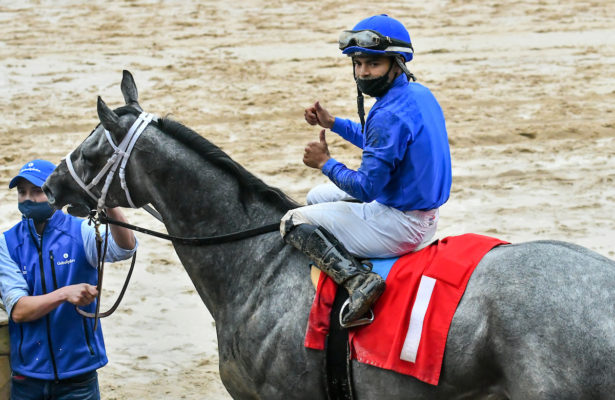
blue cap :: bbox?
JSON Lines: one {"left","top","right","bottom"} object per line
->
{"left": 9, "top": 159, "right": 56, "bottom": 189}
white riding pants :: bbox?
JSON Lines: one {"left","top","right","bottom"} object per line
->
{"left": 281, "top": 183, "right": 439, "bottom": 258}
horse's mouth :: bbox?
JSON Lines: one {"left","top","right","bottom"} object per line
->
{"left": 42, "top": 184, "right": 93, "bottom": 217}
{"left": 66, "top": 203, "right": 92, "bottom": 218}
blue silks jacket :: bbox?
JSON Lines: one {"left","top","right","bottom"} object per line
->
{"left": 323, "top": 74, "right": 452, "bottom": 211}
{"left": 3, "top": 211, "right": 107, "bottom": 380}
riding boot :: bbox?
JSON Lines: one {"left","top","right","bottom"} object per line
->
{"left": 284, "top": 224, "right": 385, "bottom": 325}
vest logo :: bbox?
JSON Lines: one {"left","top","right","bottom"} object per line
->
{"left": 57, "top": 253, "right": 76, "bottom": 266}
{"left": 22, "top": 266, "right": 27, "bottom": 275}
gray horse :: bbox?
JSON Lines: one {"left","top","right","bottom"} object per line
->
{"left": 43, "top": 71, "right": 615, "bottom": 399}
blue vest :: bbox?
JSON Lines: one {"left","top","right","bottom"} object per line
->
{"left": 3, "top": 211, "right": 107, "bottom": 380}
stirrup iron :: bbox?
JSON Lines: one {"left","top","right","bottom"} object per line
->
{"left": 339, "top": 298, "right": 374, "bottom": 329}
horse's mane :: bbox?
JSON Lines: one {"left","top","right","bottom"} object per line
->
{"left": 115, "top": 105, "right": 299, "bottom": 211}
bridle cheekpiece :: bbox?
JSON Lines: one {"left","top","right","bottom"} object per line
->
{"left": 65, "top": 111, "right": 157, "bottom": 213}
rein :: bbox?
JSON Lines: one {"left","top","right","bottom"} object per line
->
{"left": 74, "top": 216, "right": 138, "bottom": 331}
{"left": 99, "top": 215, "right": 280, "bottom": 245}
{"left": 75, "top": 211, "right": 279, "bottom": 329}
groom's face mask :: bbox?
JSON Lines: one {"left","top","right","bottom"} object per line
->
{"left": 18, "top": 200, "right": 55, "bottom": 224}
{"left": 16, "top": 180, "right": 55, "bottom": 224}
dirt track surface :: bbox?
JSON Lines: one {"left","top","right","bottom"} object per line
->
{"left": 1, "top": 1, "right": 614, "bottom": 398}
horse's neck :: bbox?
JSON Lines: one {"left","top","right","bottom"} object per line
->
{"left": 135, "top": 136, "right": 291, "bottom": 318}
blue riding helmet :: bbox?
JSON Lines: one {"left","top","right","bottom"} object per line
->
{"left": 340, "top": 14, "right": 413, "bottom": 62}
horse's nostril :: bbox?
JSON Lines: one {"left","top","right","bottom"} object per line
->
{"left": 42, "top": 185, "right": 56, "bottom": 205}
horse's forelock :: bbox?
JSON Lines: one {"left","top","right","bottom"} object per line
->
{"left": 113, "top": 105, "right": 142, "bottom": 118}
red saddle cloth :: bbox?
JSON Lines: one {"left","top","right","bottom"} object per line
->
{"left": 304, "top": 233, "right": 508, "bottom": 385}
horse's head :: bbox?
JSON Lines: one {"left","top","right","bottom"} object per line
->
{"left": 43, "top": 70, "right": 152, "bottom": 217}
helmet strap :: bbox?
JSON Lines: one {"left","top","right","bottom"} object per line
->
{"left": 395, "top": 56, "right": 416, "bottom": 82}
{"left": 356, "top": 86, "right": 366, "bottom": 133}
{"left": 352, "top": 65, "right": 367, "bottom": 133}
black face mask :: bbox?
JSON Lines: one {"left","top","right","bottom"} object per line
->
{"left": 356, "top": 74, "right": 393, "bottom": 97}
{"left": 355, "top": 59, "right": 395, "bottom": 97}
{"left": 18, "top": 200, "right": 55, "bottom": 224}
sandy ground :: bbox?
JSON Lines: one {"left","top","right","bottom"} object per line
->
{"left": 0, "top": 0, "right": 614, "bottom": 398}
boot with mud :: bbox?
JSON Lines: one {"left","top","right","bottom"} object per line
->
{"left": 284, "top": 223, "right": 385, "bottom": 326}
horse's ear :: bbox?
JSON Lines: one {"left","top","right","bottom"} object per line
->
{"left": 120, "top": 70, "right": 143, "bottom": 111}
{"left": 97, "top": 96, "right": 121, "bottom": 134}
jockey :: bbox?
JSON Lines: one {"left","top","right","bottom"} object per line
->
{"left": 281, "top": 14, "right": 452, "bottom": 325}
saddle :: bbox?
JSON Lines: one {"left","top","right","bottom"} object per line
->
{"left": 306, "top": 233, "right": 508, "bottom": 386}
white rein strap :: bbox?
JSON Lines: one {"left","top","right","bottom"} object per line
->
{"left": 65, "top": 111, "right": 160, "bottom": 217}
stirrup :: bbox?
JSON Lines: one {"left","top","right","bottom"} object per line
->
{"left": 339, "top": 298, "right": 374, "bottom": 329}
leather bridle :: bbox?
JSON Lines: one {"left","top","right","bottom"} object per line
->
{"left": 65, "top": 111, "right": 156, "bottom": 329}
{"left": 66, "top": 110, "right": 279, "bottom": 328}
{"left": 65, "top": 111, "right": 162, "bottom": 221}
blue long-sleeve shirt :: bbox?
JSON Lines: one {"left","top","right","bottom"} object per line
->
{"left": 322, "top": 73, "right": 452, "bottom": 211}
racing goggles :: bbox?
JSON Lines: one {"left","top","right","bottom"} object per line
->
{"left": 338, "top": 29, "right": 414, "bottom": 53}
